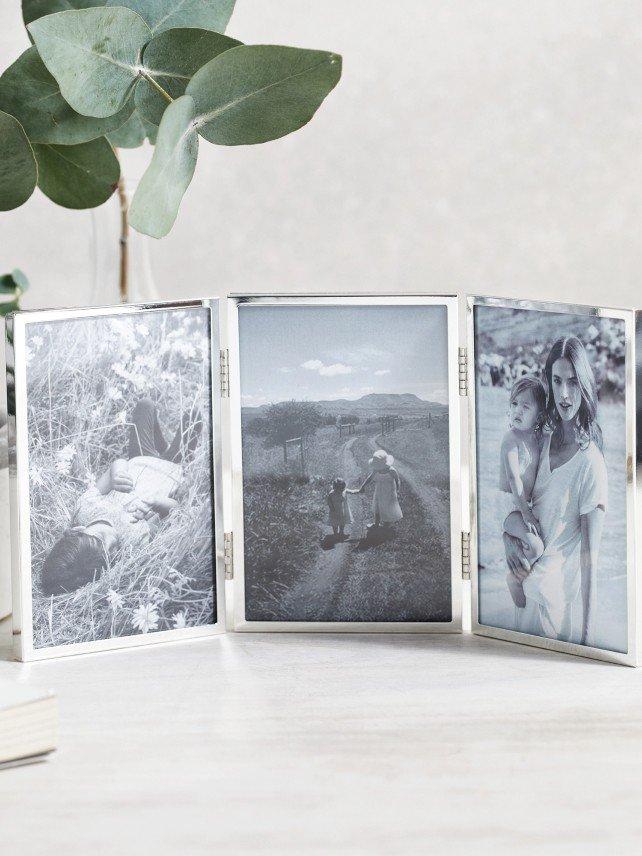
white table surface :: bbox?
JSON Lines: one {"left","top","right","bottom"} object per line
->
{"left": 1, "top": 623, "right": 641, "bottom": 855}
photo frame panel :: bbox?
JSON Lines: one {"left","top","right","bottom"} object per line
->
{"left": 227, "top": 293, "right": 463, "bottom": 633}
{"left": 467, "top": 295, "right": 637, "bottom": 667}
{"left": 7, "top": 299, "right": 226, "bottom": 661}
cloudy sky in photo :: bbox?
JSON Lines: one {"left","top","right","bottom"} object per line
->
{"left": 238, "top": 303, "right": 449, "bottom": 407}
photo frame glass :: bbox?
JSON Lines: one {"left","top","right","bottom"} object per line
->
{"left": 470, "top": 298, "right": 634, "bottom": 662}
{"left": 9, "top": 301, "right": 223, "bottom": 659}
{"left": 229, "top": 296, "right": 462, "bottom": 630}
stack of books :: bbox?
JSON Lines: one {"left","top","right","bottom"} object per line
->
{"left": 0, "top": 678, "right": 57, "bottom": 767}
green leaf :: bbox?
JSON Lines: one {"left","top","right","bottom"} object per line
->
{"left": 33, "top": 136, "right": 120, "bottom": 208}
{"left": 28, "top": 7, "right": 151, "bottom": 118}
{"left": 0, "top": 110, "right": 38, "bottom": 211}
{"left": 130, "top": 44, "right": 342, "bottom": 237}
{"left": 0, "top": 298, "right": 20, "bottom": 318}
{"left": 135, "top": 28, "right": 240, "bottom": 126}
{"left": 22, "top": 0, "right": 105, "bottom": 28}
{"left": 0, "top": 47, "right": 134, "bottom": 145}
{"left": 129, "top": 95, "right": 198, "bottom": 238}
{"left": 0, "top": 275, "right": 15, "bottom": 295}
{"left": 186, "top": 45, "right": 342, "bottom": 146}
{"left": 107, "top": 109, "right": 157, "bottom": 148}
{"left": 0, "top": 269, "right": 29, "bottom": 300}
{"left": 11, "top": 269, "right": 30, "bottom": 293}
{"left": 106, "top": 0, "right": 236, "bottom": 35}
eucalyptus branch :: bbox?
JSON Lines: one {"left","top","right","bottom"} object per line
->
{"left": 1, "top": 3, "right": 342, "bottom": 242}
{"left": 116, "top": 171, "right": 129, "bottom": 304}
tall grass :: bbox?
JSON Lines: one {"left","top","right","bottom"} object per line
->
{"left": 25, "top": 309, "right": 215, "bottom": 647}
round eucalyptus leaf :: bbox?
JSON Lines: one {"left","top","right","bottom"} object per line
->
{"left": 0, "top": 47, "right": 135, "bottom": 145}
{"left": 0, "top": 110, "right": 37, "bottom": 211}
{"left": 106, "top": 0, "right": 236, "bottom": 35}
{"left": 136, "top": 28, "right": 241, "bottom": 126}
{"left": 28, "top": 7, "right": 151, "bottom": 118}
{"left": 33, "top": 136, "right": 120, "bottom": 209}
{"left": 0, "top": 275, "right": 17, "bottom": 296}
{"left": 186, "top": 45, "right": 342, "bottom": 146}
{"left": 22, "top": 0, "right": 105, "bottom": 28}
{"left": 107, "top": 109, "right": 157, "bottom": 148}
{"left": 11, "top": 269, "right": 30, "bottom": 293}
{"left": 129, "top": 95, "right": 198, "bottom": 238}
{"left": 0, "top": 269, "right": 29, "bottom": 295}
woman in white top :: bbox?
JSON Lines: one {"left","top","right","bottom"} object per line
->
{"left": 503, "top": 336, "right": 607, "bottom": 647}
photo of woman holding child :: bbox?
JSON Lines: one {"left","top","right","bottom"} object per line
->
{"left": 474, "top": 305, "right": 628, "bottom": 654}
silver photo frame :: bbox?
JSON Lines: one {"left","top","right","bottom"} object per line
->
{"left": 227, "top": 293, "right": 463, "bottom": 633}
{"left": 4, "top": 289, "right": 637, "bottom": 666}
{"left": 466, "top": 295, "right": 637, "bottom": 667}
{"left": 7, "top": 299, "right": 226, "bottom": 661}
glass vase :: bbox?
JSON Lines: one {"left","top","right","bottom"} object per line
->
{"left": 90, "top": 177, "right": 160, "bottom": 306}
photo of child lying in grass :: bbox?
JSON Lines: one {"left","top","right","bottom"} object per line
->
{"left": 23, "top": 307, "right": 216, "bottom": 649}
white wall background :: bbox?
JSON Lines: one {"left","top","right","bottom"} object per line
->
{"left": 1, "top": 1, "right": 642, "bottom": 309}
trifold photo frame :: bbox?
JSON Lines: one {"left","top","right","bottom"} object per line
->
{"left": 3, "top": 294, "right": 639, "bottom": 666}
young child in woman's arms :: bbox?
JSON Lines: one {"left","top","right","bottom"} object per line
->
{"left": 499, "top": 376, "right": 547, "bottom": 608}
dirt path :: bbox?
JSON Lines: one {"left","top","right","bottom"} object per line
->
{"left": 277, "top": 428, "right": 451, "bottom": 622}
{"left": 276, "top": 436, "right": 366, "bottom": 621}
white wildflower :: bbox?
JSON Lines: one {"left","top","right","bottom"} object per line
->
{"left": 111, "top": 362, "right": 129, "bottom": 380}
{"left": 130, "top": 374, "right": 146, "bottom": 391}
{"left": 106, "top": 386, "right": 123, "bottom": 401}
{"left": 115, "top": 411, "right": 127, "bottom": 424}
{"left": 54, "top": 444, "right": 75, "bottom": 475}
{"left": 29, "top": 466, "right": 44, "bottom": 486}
{"left": 132, "top": 603, "right": 159, "bottom": 634}
{"left": 172, "top": 611, "right": 187, "bottom": 629}
{"left": 107, "top": 589, "right": 123, "bottom": 611}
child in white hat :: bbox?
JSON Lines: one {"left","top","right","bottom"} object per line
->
{"left": 359, "top": 449, "right": 402, "bottom": 528}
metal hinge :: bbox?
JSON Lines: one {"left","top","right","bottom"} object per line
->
{"left": 220, "top": 348, "right": 230, "bottom": 398}
{"left": 461, "top": 531, "right": 471, "bottom": 580}
{"left": 224, "top": 531, "right": 234, "bottom": 580}
{"left": 458, "top": 347, "right": 468, "bottom": 396}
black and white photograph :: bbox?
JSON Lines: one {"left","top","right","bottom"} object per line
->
{"left": 237, "top": 301, "right": 453, "bottom": 623}
{"left": 474, "top": 304, "right": 628, "bottom": 653}
{"left": 16, "top": 306, "right": 217, "bottom": 650}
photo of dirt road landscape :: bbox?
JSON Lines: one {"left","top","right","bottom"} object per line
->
{"left": 237, "top": 302, "right": 453, "bottom": 623}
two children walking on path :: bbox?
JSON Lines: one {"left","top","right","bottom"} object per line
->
{"left": 326, "top": 448, "right": 403, "bottom": 540}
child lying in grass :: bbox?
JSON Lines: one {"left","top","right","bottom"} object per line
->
{"left": 41, "top": 397, "right": 201, "bottom": 596}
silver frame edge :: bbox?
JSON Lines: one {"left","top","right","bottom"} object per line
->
{"left": 466, "top": 294, "right": 638, "bottom": 667}
{"left": 7, "top": 299, "right": 226, "bottom": 661}
{"left": 227, "top": 292, "right": 463, "bottom": 634}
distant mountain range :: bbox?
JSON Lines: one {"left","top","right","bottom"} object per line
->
{"left": 242, "top": 392, "right": 446, "bottom": 418}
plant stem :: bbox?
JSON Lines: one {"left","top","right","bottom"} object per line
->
{"left": 140, "top": 71, "right": 173, "bottom": 104}
{"left": 117, "top": 175, "right": 129, "bottom": 304}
